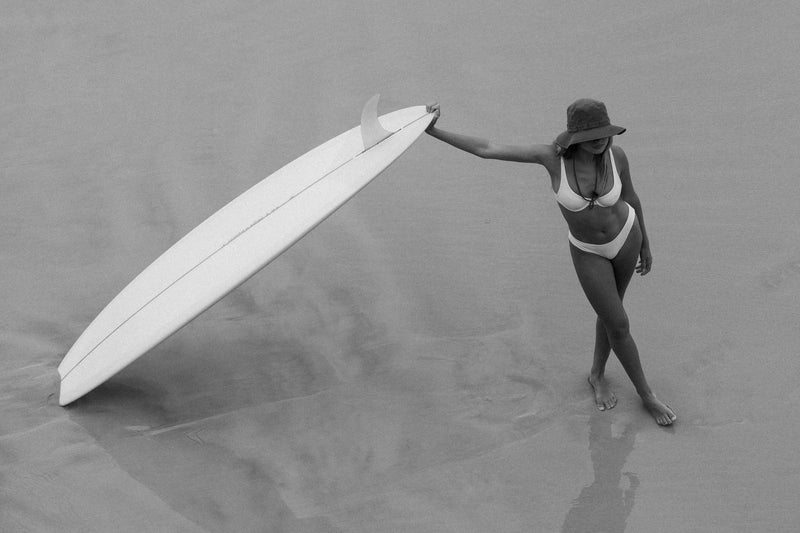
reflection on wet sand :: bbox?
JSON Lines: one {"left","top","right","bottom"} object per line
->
{"left": 561, "top": 413, "right": 639, "bottom": 533}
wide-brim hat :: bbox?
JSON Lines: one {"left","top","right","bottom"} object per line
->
{"left": 555, "top": 98, "right": 625, "bottom": 149}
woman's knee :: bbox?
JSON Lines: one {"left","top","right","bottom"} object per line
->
{"left": 603, "top": 315, "right": 631, "bottom": 342}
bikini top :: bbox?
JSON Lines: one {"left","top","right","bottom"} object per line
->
{"left": 555, "top": 149, "right": 621, "bottom": 212}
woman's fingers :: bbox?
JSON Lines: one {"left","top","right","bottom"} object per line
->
{"left": 637, "top": 249, "right": 652, "bottom": 275}
{"left": 425, "top": 102, "right": 440, "bottom": 131}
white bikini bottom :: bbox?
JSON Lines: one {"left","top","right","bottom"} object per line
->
{"left": 568, "top": 203, "right": 636, "bottom": 260}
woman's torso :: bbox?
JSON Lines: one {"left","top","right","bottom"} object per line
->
{"left": 543, "top": 146, "right": 629, "bottom": 244}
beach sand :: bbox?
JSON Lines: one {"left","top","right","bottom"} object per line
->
{"left": 3, "top": 1, "right": 800, "bottom": 531}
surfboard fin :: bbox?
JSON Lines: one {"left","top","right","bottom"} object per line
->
{"left": 360, "top": 94, "right": 393, "bottom": 150}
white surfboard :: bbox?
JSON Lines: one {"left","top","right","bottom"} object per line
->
{"left": 58, "top": 95, "right": 434, "bottom": 405}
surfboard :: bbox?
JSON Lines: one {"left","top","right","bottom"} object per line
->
{"left": 58, "top": 95, "right": 434, "bottom": 406}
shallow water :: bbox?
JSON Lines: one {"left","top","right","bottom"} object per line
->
{"left": 3, "top": 1, "right": 800, "bottom": 531}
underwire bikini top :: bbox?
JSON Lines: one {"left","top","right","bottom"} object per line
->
{"left": 555, "top": 149, "right": 621, "bottom": 212}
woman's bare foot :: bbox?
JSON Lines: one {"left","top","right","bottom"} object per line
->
{"left": 641, "top": 394, "right": 676, "bottom": 426}
{"left": 588, "top": 374, "right": 617, "bottom": 411}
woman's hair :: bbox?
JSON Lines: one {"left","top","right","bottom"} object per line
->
{"left": 553, "top": 136, "right": 614, "bottom": 159}
{"left": 553, "top": 137, "right": 615, "bottom": 188}
{"left": 553, "top": 142, "right": 576, "bottom": 158}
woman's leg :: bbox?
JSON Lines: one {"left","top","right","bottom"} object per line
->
{"left": 570, "top": 224, "right": 676, "bottom": 425}
{"left": 589, "top": 233, "right": 638, "bottom": 410}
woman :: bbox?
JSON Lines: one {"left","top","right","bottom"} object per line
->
{"left": 425, "top": 98, "right": 676, "bottom": 426}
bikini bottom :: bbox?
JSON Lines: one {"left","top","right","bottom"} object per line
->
{"left": 568, "top": 203, "right": 636, "bottom": 260}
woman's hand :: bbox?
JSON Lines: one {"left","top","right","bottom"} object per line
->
{"left": 636, "top": 246, "right": 652, "bottom": 275}
{"left": 426, "top": 102, "right": 441, "bottom": 131}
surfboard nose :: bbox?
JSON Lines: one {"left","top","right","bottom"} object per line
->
{"left": 58, "top": 377, "right": 81, "bottom": 406}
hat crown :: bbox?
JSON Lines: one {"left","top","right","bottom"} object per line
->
{"left": 566, "top": 99, "right": 611, "bottom": 133}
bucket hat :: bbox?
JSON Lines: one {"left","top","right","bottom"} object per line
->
{"left": 555, "top": 99, "right": 625, "bottom": 148}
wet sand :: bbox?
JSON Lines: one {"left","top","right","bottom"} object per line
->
{"left": 3, "top": 1, "right": 800, "bottom": 531}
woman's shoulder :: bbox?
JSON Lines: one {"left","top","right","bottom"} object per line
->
{"left": 530, "top": 143, "right": 560, "bottom": 168}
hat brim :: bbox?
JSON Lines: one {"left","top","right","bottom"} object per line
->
{"left": 556, "top": 124, "right": 626, "bottom": 149}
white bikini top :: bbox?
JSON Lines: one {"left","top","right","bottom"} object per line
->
{"left": 555, "top": 149, "right": 621, "bottom": 212}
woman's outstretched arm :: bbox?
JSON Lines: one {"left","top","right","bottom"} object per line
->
{"left": 425, "top": 103, "right": 553, "bottom": 164}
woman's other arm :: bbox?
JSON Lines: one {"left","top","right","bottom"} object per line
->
{"left": 615, "top": 145, "right": 652, "bottom": 275}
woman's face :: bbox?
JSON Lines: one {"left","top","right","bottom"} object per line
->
{"left": 577, "top": 137, "right": 609, "bottom": 155}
